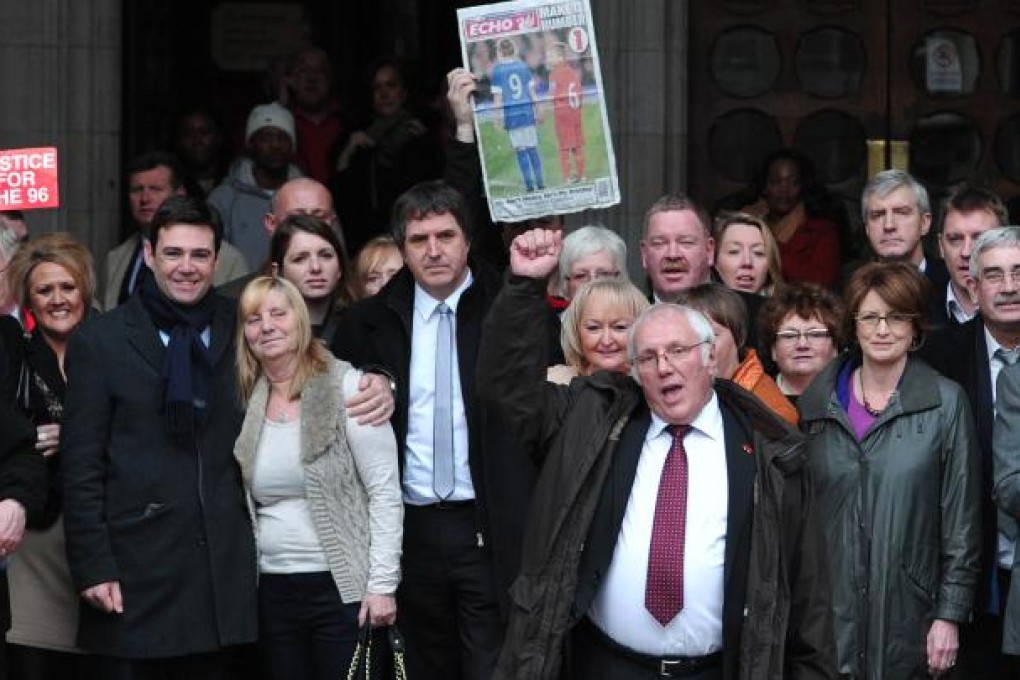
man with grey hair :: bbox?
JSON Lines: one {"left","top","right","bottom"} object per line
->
{"left": 922, "top": 225, "right": 1020, "bottom": 676}
{"left": 991, "top": 294, "right": 1020, "bottom": 674}
{"left": 860, "top": 168, "right": 949, "bottom": 287}
{"left": 861, "top": 169, "right": 932, "bottom": 266}
{"left": 558, "top": 225, "right": 628, "bottom": 299}
{"left": 858, "top": 169, "right": 951, "bottom": 326}
{"left": 476, "top": 227, "right": 835, "bottom": 679}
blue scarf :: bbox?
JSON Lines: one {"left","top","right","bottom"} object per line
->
{"left": 138, "top": 275, "right": 216, "bottom": 442}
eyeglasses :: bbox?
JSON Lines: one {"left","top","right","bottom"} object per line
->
{"left": 854, "top": 312, "right": 915, "bottom": 330}
{"left": 633, "top": 341, "right": 709, "bottom": 372}
{"left": 774, "top": 328, "right": 831, "bottom": 345}
{"left": 980, "top": 268, "right": 1020, "bottom": 287}
{"left": 567, "top": 269, "right": 620, "bottom": 284}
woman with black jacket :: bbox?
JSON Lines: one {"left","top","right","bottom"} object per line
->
{"left": 3, "top": 233, "right": 98, "bottom": 679}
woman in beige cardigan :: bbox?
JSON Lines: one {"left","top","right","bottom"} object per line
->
{"left": 235, "top": 275, "right": 402, "bottom": 680}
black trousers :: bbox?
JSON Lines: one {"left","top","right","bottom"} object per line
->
{"left": 258, "top": 571, "right": 368, "bottom": 680}
{"left": 399, "top": 504, "right": 503, "bottom": 680}
{"left": 94, "top": 649, "right": 236, "bottom": 680}
{"left": 958, "top": 568, "right": 1020, "bottom": 679}
{"left": 569, "top": 619, "right": 723, "bottom": 680}
{"left": 8, "top": 644, "right": 102, "bottom": 680}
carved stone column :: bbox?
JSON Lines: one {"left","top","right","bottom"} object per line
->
{"left": 0, "top": 0, "right": 121, "bottom": 267}
{"left": 571, "top": 0, "right": 688, "bottom": 279}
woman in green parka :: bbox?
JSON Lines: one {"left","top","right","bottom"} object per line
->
{"left": 798, "top": 262, "right": 981, "bottom": 678}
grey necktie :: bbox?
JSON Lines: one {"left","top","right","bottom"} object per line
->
{"left": 433, "top": 303, "right": 455, "bottom": 500}
{"left": 998, "top": 347, "right": 1020, "bottom": 366}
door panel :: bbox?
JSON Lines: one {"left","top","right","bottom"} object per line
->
{"left": 689, "top": 0, "right": 1020, "bottom": 235}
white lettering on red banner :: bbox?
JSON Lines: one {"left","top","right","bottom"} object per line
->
{"left": 0, "top": 147, "right": 60, "bottom": 210}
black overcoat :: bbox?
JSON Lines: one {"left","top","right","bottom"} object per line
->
{"left": 61, "top": 294, "right": 257, "bottom": 658}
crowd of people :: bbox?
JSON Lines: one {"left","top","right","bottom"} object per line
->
{"left": 0, "top": 44, "right": 1020, "bottom": 680}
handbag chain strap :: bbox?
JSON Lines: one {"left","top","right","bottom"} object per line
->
{"left": 347, "top": 625, "right": 407, "bottom": 680}
{"left": 393, "top": 644, "right": 407, "bottom": 680}
{"left": 346, "top": 632, "right": 372, "bottom": 680}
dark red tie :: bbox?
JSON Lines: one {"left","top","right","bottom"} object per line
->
{"left": 645, "top": 424, "right": 691, "bottom": 627}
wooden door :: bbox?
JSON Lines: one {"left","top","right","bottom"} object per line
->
{"left": 688, "top": 0, "right": 1020, "bottom": 237}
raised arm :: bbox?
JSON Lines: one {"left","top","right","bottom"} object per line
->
{"left": 476, "top": 229, "right": 570, "bottom": 461}
{"left": 443, "top": 67, "right": 491, "bottom": 242}
{"left": 447, "top": 67, "right": 477, "bottom": 145}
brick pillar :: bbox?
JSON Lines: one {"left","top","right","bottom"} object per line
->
{"left": 569, "top": 0, "right": 688, "bottom": 280}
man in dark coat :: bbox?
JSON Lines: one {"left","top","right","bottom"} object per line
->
{"left": 929, "top": 184, "right": 1008, "bottom": 328}
{"left": 0, "top": 399, "right": 47, "bottom": 550}
{"left": 993, "top": 360, "right": 1020, "bottom": 675}
{"left": 61, "top": 196, "right": 258, "bottom": 678}
{"left": 922, "top": 226, "right": 1020, "bottom": 675}
{"left": 332, "top": 180, "right": 532, "bottom": 679}
{"left": 475, "top": 228, "right": 835, "bottom": 679}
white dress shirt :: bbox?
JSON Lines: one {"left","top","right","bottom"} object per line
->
{"left": 589, "top": 392, "right": 728, "bottom": 656}
{"left": 158, "top": 327, "right": 211, "bottom": 347}
{"left": 403, "top": 272, "right": 476, "bottom": 505}
{"left": 945, "top": 283, "right": 977, "bottom": 324}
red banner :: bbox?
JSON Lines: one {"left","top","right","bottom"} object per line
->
{"left": 0, "top": 147, "right": 60, "bottom": 210}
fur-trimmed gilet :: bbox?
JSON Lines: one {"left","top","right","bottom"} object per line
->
{"left": 234, "top": 356, "right": 401, "bottom": 602}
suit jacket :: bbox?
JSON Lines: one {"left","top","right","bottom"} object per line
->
{"left": 103, "top": 234, "right": 249, "bottom": 311}
{"left": 920, "top": 316, "right": 1008, "bottom": 613}
{"left": 61, "top": 294, "right": 257, "bottom": 658}
{"left": 331, "top": 262, "right": 535, "bottom": 614}
{"left": 925, "top": 256, "right": 956, "bottom": 330}
{"left": 572, "top": 400, "right": 758, "bottom": 663}
{"left": 993, "top": 362, "right": 1020, "bottom": 652}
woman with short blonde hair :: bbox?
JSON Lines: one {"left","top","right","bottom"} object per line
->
{"left": 548, "top": 278, "right": 649, "bottom": 384}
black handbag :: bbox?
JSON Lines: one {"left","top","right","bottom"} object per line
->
{"left": 346, "top": 625, "right": 408, "bottom": 680}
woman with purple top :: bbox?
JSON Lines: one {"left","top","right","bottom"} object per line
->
{"left": 798, "top": 262, "right": 981, "bottom": 678}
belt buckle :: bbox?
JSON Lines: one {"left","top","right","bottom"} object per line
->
{"left": 660, "top": 658, "right": 681, "bottom": 676}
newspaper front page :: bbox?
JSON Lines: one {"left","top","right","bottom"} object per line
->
{"left": 457, "top": 0, "right": 620, "bottom": 222}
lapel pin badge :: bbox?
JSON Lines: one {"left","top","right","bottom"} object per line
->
{"left": 742, "top": 443, "right": 754, "bottom": 455}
